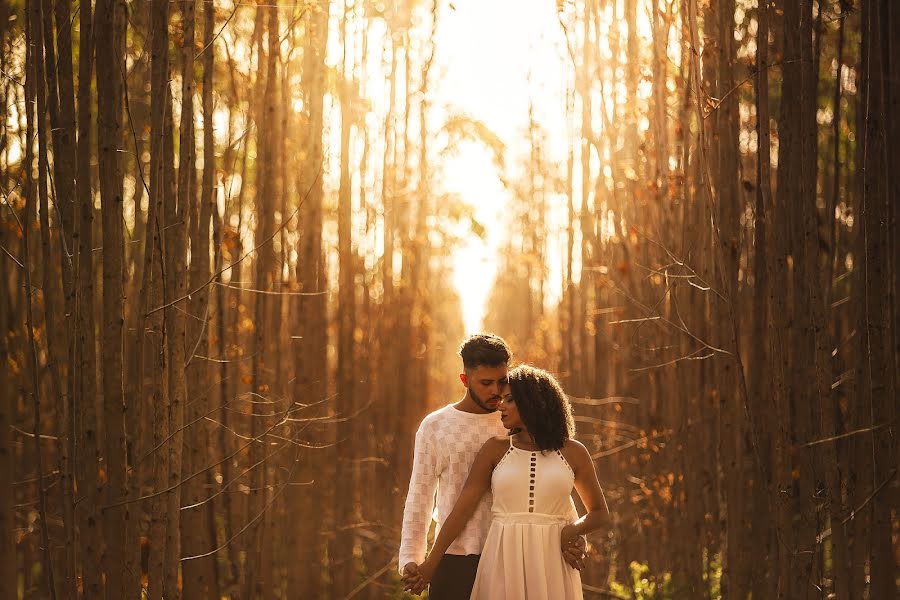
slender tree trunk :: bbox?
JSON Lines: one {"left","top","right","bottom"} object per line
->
{"left": 145, "top": 1, "right": 172, "bottom": 592}
{"left": 886, "top": 1, "right": 900, "bottom": 560}
{"left": 221, "top": 43, "right": 247, "bottom": 593}
{"left": 578, "top": 0, "right": 593, "bottom": 400}
{"left": 379, "top": 39, "right": 398, "bottom": 498}
{"left": 650, "top": 0, "right": 668, "bottom": 196}
{"left": 0, "top": 210, "right": 16, "bottom": 600}
{"left": 289, "top": 1, "right": 329, "bottom": 595}
{"left": 794, "top": 1, "right": 822, "bottom": 593}
{"left": 50, "top": 0, "right": 79, "bottom": 590}
{"left": 333, "top": 0, "right": 356, "bottom": 592}
{"left": 162, "top": 17, "right": 191, "bottom": 591}
{"left": 181, "top": 0, "right": 217, "bottom": 594}
{"left": 563, "top": 74, "right": 574, "bottom": 388}
{"left": 687, "top": 2, "right": 719, "bottom": 592}
{"left": 211, "top": 92, "right": 242, "bottom": 591}
{"left": 245, "top": 5, "right": 278, "bottom": 598}
{"left": 95, "top": 0, "right": 129, "bottom": 592}
{"left": 859, "top": 3, "right": 897, "bottom": 598}
{"left": 750, "top": 3, "right": 776, "bottom": 598}
{"left": 709, "top": 1, "right": 748, "bottom": 597}
{"left": 623, "top": 0, "right": 638, "bottom": 162}
{"left": 352, "top": 7, "right": 382, "bottom": 589}
{"left": 0, "top": 14, "right": 17, "bottom": 596}
{"left": 23, "top": 6, "right": 57, "bottom": 593}
{"left": 829, "top": 1, "right": 853, "bottom": 596}
{"left": 73, "top": 0, "right": 102, "bottom": 593}
{"left": 123, "top": 0, "right": 152, "bottom": 584}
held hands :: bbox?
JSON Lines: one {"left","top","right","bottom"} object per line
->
{"left": 560, "top": 524, "right": 587, "bottom": 571}
{"left": 401, "top": 562, "right": 426, "bottom": 595}
{"left": 401, "top": 558, "right": 437, "bottom": 596}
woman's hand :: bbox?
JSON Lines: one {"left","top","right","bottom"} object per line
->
{"left": 560, "top": 523, "right": 580, "bottom": 548}
{"left": 402, "top": 555, "right": 437, "bottom": 596}
{"left": 560, "top": 524, "right": 586, "bottom": 570}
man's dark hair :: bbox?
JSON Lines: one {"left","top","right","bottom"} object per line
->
{"left": 507, "top": 365, "right": 575, "bottom": 451}
{"left": 459, "top": 334, "right": 512, "bottom": 370}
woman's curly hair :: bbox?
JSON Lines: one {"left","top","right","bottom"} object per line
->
{"left": 507, "top": 365, "right": 575, "bottom": 451}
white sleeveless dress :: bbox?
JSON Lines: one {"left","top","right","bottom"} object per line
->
{"left": 470, "top": 438, "right": 584, "bottom": 599}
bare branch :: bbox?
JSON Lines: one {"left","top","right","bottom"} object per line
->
{"left": 591, "top": 429, "right": 672, "bottom": 459}
{"left": 567, "top": 395, "right": 641, "bottom": 406}
{"left": 1, "top": 244, "right": 24, "bottom": 269}
{"left": 342, "top": 558, "right": 397, "bottom": 600}
{"left": 842, "top": 469, "right": 897, "bottom": 525}
{"left": 803, "top": 421, "right": 893, "bottom": 448}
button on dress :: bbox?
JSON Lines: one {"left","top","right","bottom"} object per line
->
{"left": 470, "top": 438, "right": 584, "bottom": 599}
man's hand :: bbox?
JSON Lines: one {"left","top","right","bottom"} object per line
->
{"left": 401, "top": 562, "right": 425, "bottom": 595}
{"left": 560, "top": 527, "right": 587, "bottom": 571}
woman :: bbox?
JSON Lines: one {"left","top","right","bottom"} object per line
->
{"left": 415, "top": 365, "right": 608, "bottom": 598}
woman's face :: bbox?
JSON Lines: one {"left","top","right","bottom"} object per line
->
{"left": 499, "top": 392, "right": 524, "bottom": 431}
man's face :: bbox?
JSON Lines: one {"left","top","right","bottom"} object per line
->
{"left": 462, "top": 364, "right": 509, "bottom": 413}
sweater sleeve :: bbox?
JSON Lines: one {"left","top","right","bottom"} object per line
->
{"left": 398, "top": 419, "right": 439, "bottom": 572}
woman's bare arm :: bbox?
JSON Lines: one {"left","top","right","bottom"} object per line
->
{"left": 561, "top": 440, "right": 609, "bottom": 545}
{"left": 418, "top": 437, "right": 505, "bottom": 580}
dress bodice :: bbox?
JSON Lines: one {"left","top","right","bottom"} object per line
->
{"left": 491, "top": 438, "right": 577, "bottom": 519}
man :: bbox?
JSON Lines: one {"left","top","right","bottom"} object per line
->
{"left": 399, "top": 334, "right": 585, "bottom": 598}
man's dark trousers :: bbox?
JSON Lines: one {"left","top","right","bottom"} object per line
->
{"left": 429, "top": 554, "right": 480, "bottom": 600}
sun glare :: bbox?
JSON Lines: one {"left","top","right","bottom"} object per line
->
{"left": 434, "top": 0, "right": 570, "bottom": 333}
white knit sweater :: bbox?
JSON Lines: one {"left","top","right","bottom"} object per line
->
{"left": 398, "top": 404, "right": 508, "bottom": 570}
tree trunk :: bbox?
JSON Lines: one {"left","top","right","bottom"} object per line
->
{"left": 162, "top": 37, "right": 189, "bottom": 596}
{"left": 49, "top": 0, "right": 80, "bottom": 590}
{"left": 95, "top": 0, "right": 129, "bottom": 592}
{"left": 288, "top": 0, "right": 329, "bottom": 595}
{"left": 23, "top": 5, "right": 57, "bottom": 592}
{"left": 142, "top": 150, "right": 169, "bottom": 595}
{"left": 859, "top": 3, "right": 898, "bottom": 598}
{"left": 750, "top": 3, "right": 776, "bottom": 598}
{"left": 0, "top": 206, "right": 16, "bottom": 600}
{"left": 245, "top": 5, "right": 278, "bottom": 598}
{"left": 181, "top": 0, "right": 217, "bottom": 595}
{"left": 333, "top": 0, "right": 357, "bottom": 592}
{"left": 579, "top": 0, "right": 593, "bottom": 400}
{"left": 73, "top": 0, "right": 103, "bottom": 593}
{"left": 709, "top": 0, "right": 749, "bottom": 597}
{"left": 775, "top": 0, "right": 819, "bottom": 595}
{"left": 145, "top": 0, "right": 172, "bottom": 589}
{"left": 123, "top": 1, "right": 152, "bottom": 585}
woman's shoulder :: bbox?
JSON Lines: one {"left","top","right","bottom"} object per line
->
{"left": 477, "top": 436, "right": 511, "bottom": 457}
{"left": 562, "top": 438, "right": 587, "bottom": 449}
{"left": 560, "top": 438, "right": 591, "bottom": 463}
{"left": 470, "top": 436, "right": 512, "bottom": 469}
{"left": 483, "top": 435, "right": 511, "bottom": 450}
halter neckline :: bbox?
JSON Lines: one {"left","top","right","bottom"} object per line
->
{"left": 509, "top": 436, "right": 540, "bottom": 452}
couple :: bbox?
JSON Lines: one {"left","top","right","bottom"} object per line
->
{"left": 399, "top": 334, "right": 607, "bottom": 598}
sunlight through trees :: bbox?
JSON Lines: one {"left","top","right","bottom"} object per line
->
{"left": 0, "top": 0, "right": 897, "bottom": 598}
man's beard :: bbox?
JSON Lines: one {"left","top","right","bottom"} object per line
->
{"left": 469, "top": 387, "right": 499, "bottom": 412}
